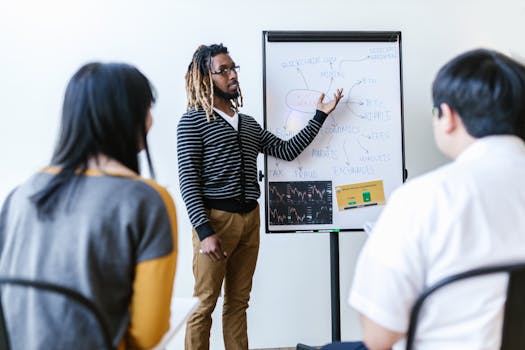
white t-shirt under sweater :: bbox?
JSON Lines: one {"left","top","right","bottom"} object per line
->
{"left": 214, "top": 107, "right": 238, "bottom": 131}
{"left": 349, "top": 135, "right": 525, "bottom": 350}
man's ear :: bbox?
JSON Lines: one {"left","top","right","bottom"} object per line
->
{"left": 439, "top": 103, "right": 458, "bottom": 133}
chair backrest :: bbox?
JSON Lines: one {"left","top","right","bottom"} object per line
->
{"left": 405, "top": 262, "right": 525, "bottom": 350}
{"left": 0, "top": 277, "right": 114, "bottom": 350}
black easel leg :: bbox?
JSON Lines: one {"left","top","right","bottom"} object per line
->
{"left": 330, "top": 232, "right": 341, "bottom": 342}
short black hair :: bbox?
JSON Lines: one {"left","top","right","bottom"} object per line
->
{"left": 32, "top": 62, "right": 156, "bottom": 218}
{"left": 432, "top": 48, "right": 525, "bottom": 139}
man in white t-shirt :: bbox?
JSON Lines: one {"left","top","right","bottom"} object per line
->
{"left": 322, "top": 49, "right": 525, "bottom": 350}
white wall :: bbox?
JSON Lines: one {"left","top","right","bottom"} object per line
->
{"left": 1, "top": 0, "right": 524, "bottom": 348}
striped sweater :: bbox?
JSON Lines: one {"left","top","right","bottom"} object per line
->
{"left": 177, "top": 108, "right": 328, "bottom": 240}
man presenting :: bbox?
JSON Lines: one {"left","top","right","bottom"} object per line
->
{"left": 177, "top": 43, "right": 343, "bottom": 350}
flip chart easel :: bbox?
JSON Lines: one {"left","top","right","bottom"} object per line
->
{"left": 263, "top": 31, "right": 406, "bottom": 342}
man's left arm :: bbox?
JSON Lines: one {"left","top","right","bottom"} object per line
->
{"left": 259, "top": 110, "right": 327, "bottom": 161}
{"left": 360, "top": 315, "right": 403, "bottom": 350}
{"left": 349, "top": 187, "right": 428, "bottom": 350}
{"left": 259, "top": 89, "right": 343, "bottom": 160}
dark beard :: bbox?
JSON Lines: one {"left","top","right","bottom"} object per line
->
{"left": 213, "top": 86, "right": 239, "bottom": 100}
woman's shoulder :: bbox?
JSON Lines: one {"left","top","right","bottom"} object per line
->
{"left": 102, "top": 175, "right": 174, "bottom": 207}
{"left": 129, "top": 177, "right": 174, "bottom": 206}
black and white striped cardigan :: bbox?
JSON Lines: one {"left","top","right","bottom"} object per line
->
{"left": 177, "top": 108, "right": 327, "bottom": 240}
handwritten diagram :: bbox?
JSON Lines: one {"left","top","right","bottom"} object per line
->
{"left": 264, "top": 37, "right": 404, "bottom": 231}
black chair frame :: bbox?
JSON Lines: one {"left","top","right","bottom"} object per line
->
{"left": 0, "top": 277, "right": 114, "bottom": 350}
{"left": 406, "top": 262, "right": 525, "bottom": 350}
{"left": 297, "top": 262, "right": 525, "bottom": 350}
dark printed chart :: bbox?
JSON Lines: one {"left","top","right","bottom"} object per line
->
{"left": 268, "top": 181, "right": 332, "bottom": 225}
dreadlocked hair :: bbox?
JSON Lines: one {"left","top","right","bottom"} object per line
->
{"left": 185, "top": 43, "right": 243, "bottom": 122}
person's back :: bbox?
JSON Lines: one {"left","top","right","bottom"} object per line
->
{"left": 0, "top": 170, "right": 176, "bottom": 349}
{"left": 343, "top": 49, "right": 525, "bottom": 350}
{"left": 356, "top": 135, "right": 525, "bottom": 350}
{"left": 0, "top": 62, "right": 177, "bottom": 349}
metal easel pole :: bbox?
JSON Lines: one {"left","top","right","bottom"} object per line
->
{"left": 330, "top": 231, "right": 341, "bottom": 341}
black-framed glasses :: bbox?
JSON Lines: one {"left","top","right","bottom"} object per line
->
{"left": 432, "top": 106, "right": 441, "bottom": 117}
{"left": 211, "top": 65, "right": 240, "bottom": 76}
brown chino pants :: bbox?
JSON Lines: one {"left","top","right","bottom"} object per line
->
{"left": 185, "top": 206, "right": 260, "bottom": 350}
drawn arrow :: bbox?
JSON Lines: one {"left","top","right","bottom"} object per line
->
{"left": 343, "top": 140, "right": 351, "bottom": 165}
{"left": 325, "top": 62, "right": 335, "bottom": 94}
{"left": 348, "top": 80, "right": 363, "bottom": 95}
{"left": 338, "top": 56, "right": 369, "bottom": 70}
{"left": 341, "top": 80, "right": 363, "bottom": 114}
{"left": 348, "top": 99, "right": 364, "bottom": 106}
{"left": 325, "top": 77, "right": 334, "bottom": 95}
{"left": 357, "top": 138, "right": 369, "bottom": 154}
{"left": 296, "top": 68, "right": 309, "bottom": 89}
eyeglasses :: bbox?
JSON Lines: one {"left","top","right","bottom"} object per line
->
{"left": 432, "top": 106, "right": 441, "bottom": 117}
{"left": 211, "top": 65, "right": 240, "bottom": 76}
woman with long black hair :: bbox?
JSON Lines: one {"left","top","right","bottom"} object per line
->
{"left": 0, "top": 62, "right": 177, "bottom": 349}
